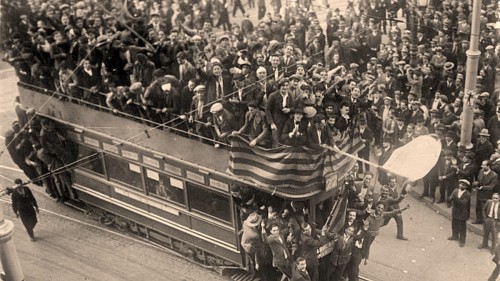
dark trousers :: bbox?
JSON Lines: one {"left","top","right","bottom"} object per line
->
{"left": 327, "top": 263, "right": 348, "bottom": 281}
{"left": 233, "top": 0, "right": 246, "bottom": 16}
{"left": 357, "top": 148, "right": 370, "bottom": 173}
{"left": 383, "top": 213, "right": 404, "bottom": 238}
{"left": 489, "top": 263, "right": 500, "bottom": 281}
{"left": 477, "top": 199, "right": 487, "bottom": 223}
{"left": 423, "top": 169, "right": 438, "bottom": 199}
{"left": 248, "top": 0, "right": 255, "bottom": 8}
{"left": 452, "top": 218, "right": 467, "bottom": 244}
{"left": 483, "top": 218, "right": 499, "bottom": 249}
{"left": 362, "top": 234, "right": 376, "bottom": 259}
{"left": 258, "top": 6, "right": 266, "bottom": 19}
{"left": 345, "top": 251, "right": 362, "bottom": 281}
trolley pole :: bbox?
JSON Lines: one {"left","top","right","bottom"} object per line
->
{"left": 459, "top": 0, "right": 482, "bottom": 149}
{"left": 0, "top": 211, "right": 24, "bottom": 281}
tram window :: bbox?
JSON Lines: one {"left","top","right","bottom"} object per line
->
{"left": 187, "top": 182, "right": 231, "bottom": 223}
{"left": 77, "top": 145, "right": 104, "bottom": 175}
{"left": 105, "top": 156, "right": 143, "bottom": 190}
{"left": 145, "top": 169, "right": 185, "bottom": 206}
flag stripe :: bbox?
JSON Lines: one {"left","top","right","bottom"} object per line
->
{"left": 228, "top": 158, "right": 324, "bottom": 178}
{"left": 228, "top": 135, "right": 364, "bottom": 190}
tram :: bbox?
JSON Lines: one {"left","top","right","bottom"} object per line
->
{"left": 15, "top": 81, "right": 358, "bottom": 271}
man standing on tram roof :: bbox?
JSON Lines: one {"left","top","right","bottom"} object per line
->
{"left": 11, "top": 179, "right": 39, "bottom": 242}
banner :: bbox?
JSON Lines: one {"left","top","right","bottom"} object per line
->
{"left": 382, "top": 135, "right": 442, "bottom": 182}
{"left": 228, "top": 133, "right": 364, "bottom": 190}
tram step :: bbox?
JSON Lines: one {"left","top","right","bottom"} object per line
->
{"left": 230, "top": 272, "right": 260, "bottom": 281}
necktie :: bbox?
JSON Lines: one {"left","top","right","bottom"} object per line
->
{"left": 179, "top": 64, "right": 183, "bottom": 81}
{"left": 217, "top": 78, "right": 223, "bottom": 99}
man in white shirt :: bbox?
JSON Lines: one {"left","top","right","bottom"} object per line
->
{"left": 479, "top": 193, "right": 500, "bottom": 252}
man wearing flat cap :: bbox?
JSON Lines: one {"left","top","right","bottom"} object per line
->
{"left": 210, "top": 102, "right": 238, "bottom": 144}
{"left": 448, "top": 179, "right": 471, "bottom": 247}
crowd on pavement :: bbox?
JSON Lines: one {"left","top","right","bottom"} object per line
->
{"left": 2, "top": 0, "right": 500, "bottom": 280}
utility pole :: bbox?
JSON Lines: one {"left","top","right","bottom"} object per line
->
{"left": 459, "top": 0, "right": 482, "bottom": 149}
{"left": 0, "top": 210, "right": 24, "bottom": 281}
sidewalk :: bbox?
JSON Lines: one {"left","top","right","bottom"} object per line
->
{"left": 409, "top": 182, "right": 484, "bottom": 237}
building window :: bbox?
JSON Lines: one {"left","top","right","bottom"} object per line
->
{"left": 187, "top": 182, "right": 231, "bottom": 223}
{"left": 105, "top": 155, "right": 143, "bottom": 190}
{"left": 77, "top": 145, "right": 105, "bottom": 176}
{"left": 145, "top": 169, "right": 185, "bottom": 206}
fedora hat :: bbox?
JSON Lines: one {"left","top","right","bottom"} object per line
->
{"left": 245, "top": 213, "right": 262, "bottom": 227}
{"left": 479, "top": 128, "right": 490, "bottom": 137}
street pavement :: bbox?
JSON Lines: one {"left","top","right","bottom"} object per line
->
{"left": 0, "top": 2, "right": 498, "bottom": 280}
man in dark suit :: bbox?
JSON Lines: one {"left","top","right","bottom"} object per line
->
{"left": 356, "top": 119, "right": 373, "bottom": 173}
{"left": 474, "top": 160, "right": 499, "bottom": 224}
{"left": 487, "top": 109, "right": 500, "bottom": 145}
{"left": 307, "top": 114, "right": 329, "bottom": 149}
{"left": 11, "top": 179, "right": 39, "bottom": 241}
{"left": 327, "top": 226, "right": 355, "bottom": 281}
{"left": 448, "top": 179, "right": 471, "bottom": 247}
{"left": 488, "top": 232, "right": 500, "bottom": 281}
{"left": 261, "top": 221, "right": 292, "bottom": 279}
{"left": 281, "top": 107, "right": 308, "bottom": 147}
{"left": 174, "top": 51, "right": 197, "bottom": 87}
{"left": 196, "top": 62, "right": 233, "bottom": 104}
{"left": 299, "top": 223, "right": 323, "bottom": 281}
{"left": 437, "top": 76, "right": 457, "bottom": 101}
{"left": 266, "top": 78, "right": 294, "bottom": 148}
{"left": 480, "top": 193, "right": 500, "bottom": 252}
{"left": 457, "top": 151, "right": 478, "bottom": 185}
{"left": 292, "top": 257, "right": 311, "bottom": 281}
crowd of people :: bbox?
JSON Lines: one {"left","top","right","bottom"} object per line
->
{"left": 1, "top": 0, "right": 500, "bottom": 280}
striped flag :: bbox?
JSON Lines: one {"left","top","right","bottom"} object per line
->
{"left": 228, "top": 133, "right": 364, "bottom": 191}
{"left": 317, "top": 191, "right": 349, "bottom": 258}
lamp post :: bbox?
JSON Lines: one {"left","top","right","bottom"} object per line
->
{"left": 459, "top": 0, "right": 482, "bottom": 149}
{"left": 0, "top": 205, "right": 24, "bottom": 281}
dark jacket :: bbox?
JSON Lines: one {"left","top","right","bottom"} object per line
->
{"left": 450, "top": 188, "right": 471, "bottom": 220}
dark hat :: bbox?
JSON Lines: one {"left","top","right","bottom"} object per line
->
{"left": 233, "top": 73, "right": 245, "bottom": 81}
{"left": 293, "top": 106, "right": 304, "bottom": 114}
{"left": 445, "top": 130, "right": 455, "bottom": 138}
{"left": 464, "top": 151, "right": 475, "bottom": 159}
{"left": 300, "top": 84, "right": 312, "bottom": 92}
{"left": 289, "top": 74, "right": 301, "bottom": 81}
{"left": 176, "top": 51, "right": 187, "bottom": 59}
{"left": 278, "top": 78, "right": 290, "bottom": 87}
{"left": 248, "top": 101, "right": 259, "bottom": 108}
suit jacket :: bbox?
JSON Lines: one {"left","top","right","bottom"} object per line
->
{"left": 306, "top": 126, "right": 330, "bottom": 149}
{"left": 330, "top": 235, "right": 354, "bottom": 266}
{"left": 457, "top": 162, "right": 478, "bottom": 184}
{"left": 197, "top": 68, "right": 233, "bottom": 104}
{"left": 300, "top": 234, "right": 322, "bottom": 267}
{"left": 263, "top": 233, "right": 291, "bottom": 267}
{"left": 265, "top": 91, "right": 294, "bottom": 129}
{"left": 174, "top": 61, "right": 197, "bottom": 85}
{"left": 477, "top": 170, "right": 499, "bottom": 200}
{"left": 450, "top": 188, "right": 471, "bottom": 220}
{"left": 483, "top": 199, "right": 500, "bottom": 222}
{"left": 291, "top": 265, "right": 312, "bottom": 281}
{"left": 487, "top": 116, "right": 500, "bottom": 145}
{"left": 281, "top": 119, "right": 308, "bottom": 146}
